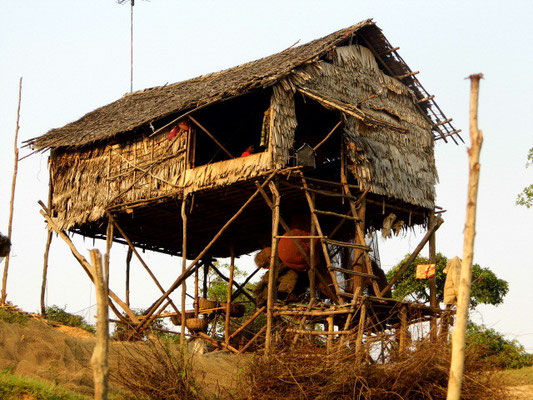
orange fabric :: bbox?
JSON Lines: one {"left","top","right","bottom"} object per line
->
{"left": 241, "top": 151, "right": 252, "bottom": 157}
{"left": 278, "top": 229, "right": 315, "bottom": 272}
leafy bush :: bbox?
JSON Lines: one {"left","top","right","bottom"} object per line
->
{"left": 112, "top": 308, "right": 168, "bottom": 341}
{"left": 45, "top": 305, "right": 95, "bottom": 334}
{"left": 467, "top": 322, "right": 533, "bottom": 369}
{"left": 0, "top": 308, "right": 29, "bottom": 325}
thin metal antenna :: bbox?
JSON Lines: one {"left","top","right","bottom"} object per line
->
{"left": 130, "top": 0, "right": 134, "bottom": 93}
{"left": 117, "top": 0, "right": 135, "bottom": 92}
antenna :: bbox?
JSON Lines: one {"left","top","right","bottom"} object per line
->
{"left": 117, "top": 0, "right": 135, "bottom": 93}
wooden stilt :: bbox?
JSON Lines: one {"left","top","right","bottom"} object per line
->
{"left": 265, "top": 180, "right": 280, "bottom": 355}
{"left": 40, "top": 229, "right": 53, "bottom": 316}
{"left": 229, "top": 306, "right": 266, "bottom": 340}
{"left": 105, "top": 219, "right": 114, "bottom": 298}
{"left": 309, "top": 194, "right": 317, "bottom": 302}
{"left": 194, "top": 263, "right": 199, "bottom": 317}
{"left": 428, "top": 212, "right": 438, "bottom": 341}
{"left": 202, "top": 261, "right": 208, "bottom": 298}
{"left": 180, "top": 197, "right": 188, "bottom": 346}
{"left": 125, "top": 248, "right": 132, "bottom": 307}
{"left": 399, "top": 305, "right": 408, "bottom": 355}
{"left": 326, "top": 312, "right": 334, "bottom": 353}
{"left": 355, "top": 302, "right": 367, "bottom": 362}
{"left": 225, "top": 248, "right": 235, "bottom": 345}
{"left": 40, "top": 165, "right": 54, "bottom": 316}
{"left": 210, "top": 262, "right": 255, "bottom": 304}
{"left": 231, "top": 266, "right": 261, "bottom": 301}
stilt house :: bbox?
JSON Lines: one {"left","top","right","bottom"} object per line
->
{"left": 28, "top": 19, "right": 460, "bottom": 352}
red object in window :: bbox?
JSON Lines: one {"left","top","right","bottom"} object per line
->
{"left": 178, "top": 120, "right": 190, "bottom": 131}
{"left": 168, "top": 126, "right": 179, "bottom": 139}
{"left": 278, "top": 229, "right": 316, "bottom": 272}
{"left": 241, "top": 151, "right": 252, "bottom": 157}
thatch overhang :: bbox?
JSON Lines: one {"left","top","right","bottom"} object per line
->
{"left": 26, "top": 19, "right": 459, "bottom": 150}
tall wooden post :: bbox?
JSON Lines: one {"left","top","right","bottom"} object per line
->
{"left": 105, "top": 220, "right": 114, "bottom": 298}
{"left": 446, "top": 73, "right": 484, "bottom": 400}
{"left": 399, "top": 305, "right": 408, "bottom": 355}
{"left": 180, "top": 197, "right": 188, "bottom": 346}
{"left": 225, "top": 248, "right": 235, "bottom": 345}
{"left": 355, "top": 302, "right": 367, "bottom": 362}
{"left": 40, "top": 166, "right": 54, "bottom": 316}
{"left": 90, "top": 249, "right": 109, "bottom": 400}
{"left": 125, "top": 248, "right": 132, "bottom": 307}
{"left": 265, "top": 181, "right": 280, "bottom": 355}
{"left": 308, "top": 194, "right": 316, "bottom": 302}
{"left": 428, "top": 212, "right": 437, "bottom": 341}
{"left": 1, "top": 77, "right": 22, "bottom": 305}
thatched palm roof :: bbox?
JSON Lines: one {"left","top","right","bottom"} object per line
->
{"left": 28, "top": 19, "right": 458, "bottom": 150}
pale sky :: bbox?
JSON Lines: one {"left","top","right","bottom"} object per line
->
{"left": 1, "top": 1, "right": 532, "bottom": 351}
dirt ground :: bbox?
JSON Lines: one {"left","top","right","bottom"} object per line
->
{"left": 0, "top": 317, "right": 245, "bottom": 398}
{"left": 0, "top": 316, "right": 531, "bottom": 399}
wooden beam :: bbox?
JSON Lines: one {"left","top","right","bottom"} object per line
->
{"left": 379, "top": 217, "right": 444, "bottom": 297}
{"left": 229, "top": 306, "right": 266, "bottom": 340}
{"left": 265, "top": 181, "right": 280, "bottom": 355}
{"left": 313, "top": 120, "right": 342, "bottom": 151}
{"left": 225, "top": 249, "right": 235, "bottom": 345}
{"left": 189, "top": 115, "right": 234, "bottom": 159}
{"left": 180, "top": 197, "right": 188, "bottom": 345}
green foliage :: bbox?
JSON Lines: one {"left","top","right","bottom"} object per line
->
{"left": 517, "top": 148, "right": 533, "bottom": 208}
{"left": 45, "top": 305, "right": 95, "bottom": 334}
{"left": 0, "top": 308, "right": 29, "bottom": 325}
{"left": 207, "top": 263, "right": 266, "bottom": 344}
{"left": 467, "top": 322, "right": 533, "bottom": 369}
{"left": 0, "top": 368, "right": 89, "bottom": 400}
{"left": 386, "top": 253, "right": 508, "bottom": 308}
{"left": 112, "top": 308, "right": 166, "bottom": 341}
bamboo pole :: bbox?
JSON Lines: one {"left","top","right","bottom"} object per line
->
{"left": 225, "top": 249, "right": 235, "bottom": 345}
{"left": 399, "top": 305, "right": 408, "bottom": 355}
{"left": 428, "top": 212, "right": 438, "bottom": 341}
{"left": 265, "top": 181, "right": 280, "bottom": 355}
{"left": 180, "top": 197, "right": 188, "bottom": 346}
{"left": 326, "top": 312, "right": 334, "bottom": 353}
{"left": 40, "top": 166, "right": 53, "bottom": 316}
{"left": 125, "top": 248, "right": 132, "bottom": 307}
{"left": 355, "top": 303, "right": 367, "bottom": 362}
{"left": 239, "top": 325, "right": 267, "bottom": 353}
{"left": 104, "top": 220, "right": 114, "bottom": 298}
{"left": 89, "top": 249, "right": 109, "bottom": 400}
{"left": 446, "top": 73, "right": 484, "bottom": 400}
{"left": 1, "top": 77, "right": 22, "bottom": 305}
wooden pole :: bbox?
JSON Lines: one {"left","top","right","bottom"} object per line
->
{"left": 326, "top": 311, "right": 334, "bottom": 353}
{"left": 90, "top": 249, "right": 109, "bottom": 400}
{"left": 125, "top": 248, "right": 132, "bottom": 307}
{"left": 40, "top": 166, "right": 54, "bottom": 316}
{"left": 355, "top": 302, "right": 367, "bottom": 362}
{"left": 265, "top": 180, "right": 280, "bottom": 355}
{"left": 180, "top": 197, "right": 188, "bottom": 346}
{"left": 104, "top": 219, "right": 114, "bottom": 298}
{"left": 399, "top": 305, "right": 408, "bottom": 355}
{"left": 225, "top": 248, "right": 235, "bottom": 345}
{"left": 1, "top": 77, "right": 22, "bottom": 305}
{"left": 202, "top": 261, "right": 208, "bottom": 298}
{"left": 446, "top": 73, "right": 484, "bottom": 400}
{"left": 188, "top": 115, "right": 234, "bottom": 159}
{"left": 428, "top": 212, "right": 438, "bottom": 341}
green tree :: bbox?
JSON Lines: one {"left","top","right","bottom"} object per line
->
{"left": 516, "top": 148, "right": 533, "bottom": 208}
{"left": 386, "top": 253, "right": 508, "bottom": 308}
{"left": 467, "top": 322, "right": 532, "bottom": 369}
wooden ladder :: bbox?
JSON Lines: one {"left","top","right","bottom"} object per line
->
{"left": 299, "top": 172, "right": 381, "bottom": 304}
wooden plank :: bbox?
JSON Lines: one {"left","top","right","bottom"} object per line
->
{"left": 265, "top": 181, "right": 280, "bottom": 355}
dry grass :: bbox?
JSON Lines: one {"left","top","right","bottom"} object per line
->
{"left": 237, "top": 338, "right": 509, "bottom": 400}
{"left": 111, "top": 339, "right": 206, "bottom": 400}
